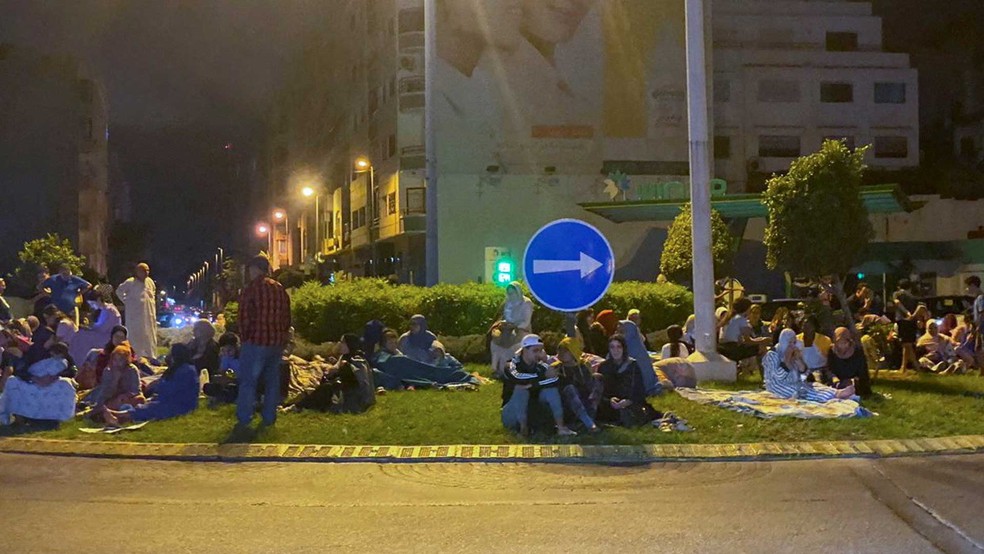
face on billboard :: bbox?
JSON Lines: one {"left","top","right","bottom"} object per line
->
{"left": 521, "top": 0, "right": 596, "bottom": 46}
{"left": 440, "top": 0, "right": 524, "bottom": 50}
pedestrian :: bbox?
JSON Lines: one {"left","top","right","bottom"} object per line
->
{"left": 0, "top": 278, "right": 12, "bottom": 324}
{"left": 40, "top": 263, "right": 91, "bottom": 325}
{"left": 235, "top": 255, "right": 291, "bottom": 429}
{"left": 116, "top": 263, "right": 159, "bottom": 361}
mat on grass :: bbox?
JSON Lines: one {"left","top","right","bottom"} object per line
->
{"left": 675, "top": 388, "right": 874, "bottom": 419}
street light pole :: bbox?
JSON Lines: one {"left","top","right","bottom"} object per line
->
{"left": 685, "top": 0, "right": 735, "bottom": 380}
{"left": 424, "top": 0, "right": 439, "bottom": 286}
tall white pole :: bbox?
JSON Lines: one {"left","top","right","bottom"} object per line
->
{"left": 685, "top": 0, "right": 716, "bottom": 356}
{"left": 424, "top": 0, "right": 439, "bottom": 286}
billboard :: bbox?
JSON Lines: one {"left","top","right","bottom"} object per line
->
{"left": 434, "top": 0, "right": 690, "bottom": 176}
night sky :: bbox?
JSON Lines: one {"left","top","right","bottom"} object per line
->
{"left": 1, "top": 0, "right": 981, "bottom": 288}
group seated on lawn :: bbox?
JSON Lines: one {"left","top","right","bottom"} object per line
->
{"left": 2, "top": 278, "right": 983, "bottom": 436}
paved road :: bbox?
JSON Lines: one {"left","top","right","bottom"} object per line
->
{"left": 1, "top": 453, "right": 982, "bottom": 553}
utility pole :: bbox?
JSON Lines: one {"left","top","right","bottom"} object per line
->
{"left": 424, "top": 0, "right": 439, "bottom": 286}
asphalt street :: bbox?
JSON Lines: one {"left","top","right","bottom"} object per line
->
{"left": 1, "top": 452, "right": 982, "bottom": 553}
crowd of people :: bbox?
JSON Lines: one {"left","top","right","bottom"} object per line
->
{"left": 2, "top": 259, "right": 982, "bottom": 437}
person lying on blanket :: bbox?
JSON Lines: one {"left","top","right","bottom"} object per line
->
{"left": 764, "top": 329, "right": 856, "bottom": 403}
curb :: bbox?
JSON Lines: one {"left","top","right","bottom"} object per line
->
{"left": 1, "top": 435, "right": 983, "bottom": 464}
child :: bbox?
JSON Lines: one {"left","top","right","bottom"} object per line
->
{"left": 430, "top": 341, "right": 463, "bottom": 370}
{"left": 203, "top": 332, "right": 240, "bottom": 405}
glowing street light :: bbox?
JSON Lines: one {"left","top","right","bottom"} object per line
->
{"left": 355, "top": 155, "right": 378, "bottom": 275}
{"left": 256, "top": 223, "right": 270, "bottom": 236}
{"left": 273, "top": 208, "right": 286, "bottom": 221}
{"left": 301, "top": 186, "right": 315, "bottom": 198}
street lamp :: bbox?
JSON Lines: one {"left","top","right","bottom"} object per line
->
{"left": 271, "top": 209, "right": 289, "bottom": 267}
{"left": 300, "top": 184, "right": 321, "bottom": 264}
{"left": 256, "top": 222, "right": 272, "bottom": 255}
{"left": 354, "top": 156, "right": 377, "bottom": 276}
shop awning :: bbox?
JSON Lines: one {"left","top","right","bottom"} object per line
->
{"left": 580, "top": 184, "right": 919, "bottom": 223}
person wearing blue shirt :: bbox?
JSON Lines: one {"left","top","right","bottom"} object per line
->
{"left": 40, "top": 264, "right": 91, "bottom": 324}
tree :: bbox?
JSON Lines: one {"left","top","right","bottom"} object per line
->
{"left": 660, "top": 202, "right": 735, "bottom": 283}
{"left": 763, "top": 139, "right": 873, "bottom": 324}
{"left": 18, "top": 234, "right": 87, "bottom": 276}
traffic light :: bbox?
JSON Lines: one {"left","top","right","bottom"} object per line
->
{"left": 493, "top": 257, "right": 515, "bottom": 285}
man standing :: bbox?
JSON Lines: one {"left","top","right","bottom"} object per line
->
{"left": 965, "top": 276, "right": 984, "bottom": 346}
{"left": 236, "top": 255, "right": 291, "bottom": 428}
{"left": 116, "top": 263, "right": 159, "bottom": 360}
{"left": 892, "top": 279, "right": 917, "bottom": 322}
{"left": 40, "top": 264, "right": 91, "bottom": 325}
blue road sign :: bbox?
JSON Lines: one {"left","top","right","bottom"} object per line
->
{"left": 523, "top": 219, "right": 615, "bottom": 313}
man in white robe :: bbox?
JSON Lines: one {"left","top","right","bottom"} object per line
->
{"left": 116, "top": 263, "right": 158, "bottom": 360}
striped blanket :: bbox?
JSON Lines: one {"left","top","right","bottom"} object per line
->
{"left": 675, "top": 388, "right": 874, "bottom": 419}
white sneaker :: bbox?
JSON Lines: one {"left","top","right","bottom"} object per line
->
{"left": 556, "top": 427, "right": 577, "bottom": 437}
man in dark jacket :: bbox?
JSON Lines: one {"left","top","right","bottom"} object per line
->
{"left": 500, "top": 334, "right": 576, "bottom": 437}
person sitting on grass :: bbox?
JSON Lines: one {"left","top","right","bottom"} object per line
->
{"left": 0, "top": 348, "right": 78, "bottom": 427}
{"left": 596, "top": 334, "right": 661, "bottom": 427}
{"left": 75, "top": 325, "right": 132, "bottom": 390}
{"left": 188, "top": 319, "right": 220, "bottom": 379}
{"left": 627, "top": 309, "right": 651, "bottom": 351}
{"left": 660, "top": 325, "right": 691, "bottom": 360}
{"left": 764, "top": 329, "right": 855, "bottom": 402}
{"left": 951, "top": 314, "right": 978, "bottom": 373}
{"left": 501, "top": 334, "right": 576, "bottom": 437}
{"left": 916, "top": 320, "right": 962, "bottom": 374}
{"left": 719, "top": 298, "right": 772, "bottom": 364}
{"left": 553, "top": 337, "right": 601, "bottom": 433}
{"left": 100, "top": 343, "right": 200, "bottom": 426}
{"left": 399, "top": 314, "right": 438, "bottom": 364}
{"left": 429, "top": 341, "right": 462, "bottom": 370}
{"left": 798, "top": 316, "right": 832, "bottom": 381}
{"left": 88, "top": 345, "right": 145, "bottom": 411}
{"left": 203, "top": 332, "right": 241, "bottom": 405}
{"left": 298, "top": 334, "right": 376, "bottom": 414}
{"left": 826, "top": 327, "right": 872, "bottom": 398}
{"left": 618, "top": 319, "right": 661, "bottom": 395}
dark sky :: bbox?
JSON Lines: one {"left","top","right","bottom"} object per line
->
{"left": 1, "top": 0, "right": 980, "bottom": 287}
{"left": 0, "top": 0, "right": 336, "bottom": 288}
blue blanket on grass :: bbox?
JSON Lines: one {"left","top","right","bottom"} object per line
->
{"left": 372, "top": 353, "right": 480, "bottom": 390}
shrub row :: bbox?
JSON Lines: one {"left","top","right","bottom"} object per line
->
{"left": 284, "top": 279, "right": 694, "bottom": 346}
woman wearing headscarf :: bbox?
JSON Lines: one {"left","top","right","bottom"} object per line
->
{"left": 553, "top": 337, "right": 601, "bottom": 432}
{"left": 188, "top": 320, "right": 220, "bottom": 378}
{"left": 764, "top": 329, "right": 855, "bottom": 402}
{"left": 596, "top": 334, "right": 660, "bottom": 427}
{"left": 827, "top": 327, "right": 872, "bottom": 397}
{"left": 76, "top": 325, "right": 132, "bottom": 390}
{"left": 69, "top": 288, "right": 120, "bottom": 364}
{"left": 399, "top": 315, "right": 439, "bottom": 364}
{"left": 489, "top": 283, "right": 533, "bottom": 377}
{"left": 595, "top": 310, "right": 619, "bottom": 337}
{"left": 575, "top": 309, "right": 596, "bottom": 353}
{"left": 617, "top": 319, "right": 660, "bottom": 396}
{"left": 100, "top": 343, "right": 200, "bottom": 426}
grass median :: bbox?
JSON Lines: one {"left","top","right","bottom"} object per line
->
{"left": 5, "top": 366, "right": 984, "bottom": 446}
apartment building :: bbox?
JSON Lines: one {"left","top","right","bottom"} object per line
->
{"left": 267, "top": 0, "right": 918, "bottom": 284}
{"left": 0, "top": 43, "right": 110, "bottom": 274}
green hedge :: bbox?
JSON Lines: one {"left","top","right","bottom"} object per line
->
{"left": 289, "top": 279, "right": 694, "bottom": 346}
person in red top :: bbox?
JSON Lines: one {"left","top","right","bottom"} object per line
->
{"left": 235, "top": 255, "right": 291, "bottom": 427}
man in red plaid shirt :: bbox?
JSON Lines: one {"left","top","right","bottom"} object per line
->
{"left": 235, "top": 255, "right": 291, "bottom": 427}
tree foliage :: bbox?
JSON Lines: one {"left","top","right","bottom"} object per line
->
{"left": 660, "top": 202, "right": 735, "bottom": 283}
{"left": 763, "top": 140, "right": 873, "bottom": 276}
{"left": 18, "top": 233, "right": 86, "bottom": 276}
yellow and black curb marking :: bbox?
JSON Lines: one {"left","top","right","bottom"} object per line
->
{"left": 1, "top": 435, "right": 983, "bottom": 463}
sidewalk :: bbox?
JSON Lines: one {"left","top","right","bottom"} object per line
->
{"left": 2, "top": 434, "right": 982, "bottom": 463}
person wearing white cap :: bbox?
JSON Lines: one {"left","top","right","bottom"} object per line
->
{"left": 500, "top": 334, "right": 576, "bottom": 437}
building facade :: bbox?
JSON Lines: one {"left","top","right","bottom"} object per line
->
{"left": 0, "top": 43, "right": 110, "bottom": 275}
{"left": 267, "top": 0, "right": 918, "bottom": 285}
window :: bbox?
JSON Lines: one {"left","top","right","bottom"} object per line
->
{"left": 387, "top": 192, "right": 397, "bottom": 215}
{"left": 398, "top": 8, "right": 424, "bottom": 33}
{"left": 759, "top": 135, "right": 801, "bottom": 158}
{"left": 874, "top": 82, "right": 906, "bottom": 104}
{"left": 820, "top": 82, "right": 853, "bottom": 103}
{"left": 387, "top": 134, "right": 397, "bottom": 158}
{"left": 714, "top": 136, "right": 731, "bottom": 159}
{"left": 874, "top": 136, "right": 908, "bottom": 159}
{"left": 824, "top": 135, "right": 856, "bottom": 150}
{"left": 714, "top": 80, "right": 730, "bottom": 103}
{"left": 757, "top": 80, "right": 800, "bottom": 103}
{"left": 826, "top": 32, "right": 858, "bottom": 52}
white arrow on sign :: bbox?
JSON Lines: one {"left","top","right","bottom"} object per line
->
{"left": 533, "top": 252, "right": 604, "bottom": 279}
